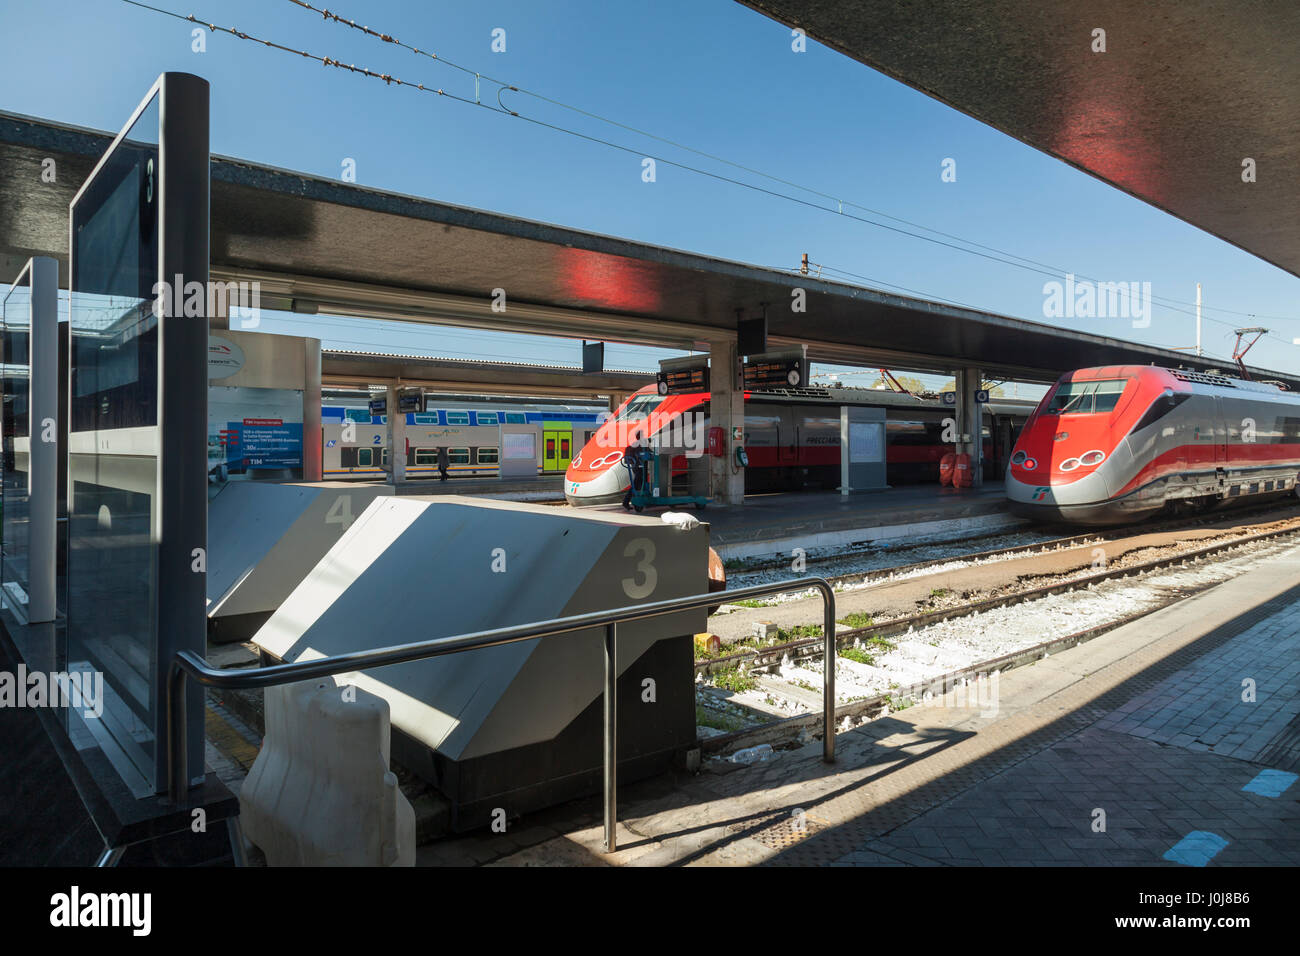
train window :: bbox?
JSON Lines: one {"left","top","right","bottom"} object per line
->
{"left": 478, "top": 447, "right": 499, "bottom": 464}
{"left": 344, "top": 408, "right": 370, "bottom": 424}
{"left": 616, "top": 394, "right": 665, "bottom": 422}
{"left": 357, "top": 448, "right": 373, "bottom": 467}
{"left": 381, "top": 448, "right": 390, "bottom": 465}
{"left": 449, "top": 447, "right": 470, "bottom": 464}
{"left": 476, "top": 412, "right": 499, "bottom": 425}
{"left": 414, "top": 448, "right": 437, "bottom": 465}
{"left": 504, "top": 412, "right": 527, "bottom": 424}
{"left": 446, "top": 411, "right": 470, "bottom": 425}
{"left": 412, "top": 414, "right": 437, "bottom": 425}
{"left": 1046, "top": 379, "right": 1128, "bottom": 415}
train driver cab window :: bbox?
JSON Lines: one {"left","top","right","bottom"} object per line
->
{"left": 478, "top": 447, "right": 499, "bottom": 464}
{"left": 357, "top": 448, "right": 373, "bottom": 467}
{"left": 414, "top": 448, "right": 436, "bottom": 465}
{"left": 449, "top": 448, "right": 470, "bottom": 465}
{"left": 617, "top": 394, "right": 665, "bottom": 422}
{"left": 1045, "top": 379, "right": 1128, "bottom": 415}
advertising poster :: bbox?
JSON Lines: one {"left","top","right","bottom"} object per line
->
{"left": 208, "top": 386, "right": 304, "bottom": 478}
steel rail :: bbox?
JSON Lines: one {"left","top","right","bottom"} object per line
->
{"left": 167, "top": 577, "right": 836, "bottom": 853}
{"left": 725, "top": 499, "right": 1300, "bottom": 581}
{"left": 700, "top": 517, "right": 1300, "bottom": 673}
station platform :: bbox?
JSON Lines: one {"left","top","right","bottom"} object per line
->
{"left": 389, "top": 475, "right": 564, "bottom": 498}
{"left": 415, "top": 541, "right": 1300, "bottom": 866}
{"left": 698, "top": 485, "right": 1021, "bottom": 560}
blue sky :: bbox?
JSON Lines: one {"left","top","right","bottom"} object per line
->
{"left": 3, "top": 0, "right": 1298, "bottom": 384}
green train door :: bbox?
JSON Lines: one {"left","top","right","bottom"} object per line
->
{"left": 542, "top": 422, "right": 572, "bottom": 473}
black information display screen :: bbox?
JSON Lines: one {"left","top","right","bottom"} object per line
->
{"left": 658, "top": 365, "right": 709, "bottom": 395}
{"left": 66, "top": 92, "right": 161, "bottom": 789}
{"left": 743, "top": 354, "right": 807, "bottom": 389}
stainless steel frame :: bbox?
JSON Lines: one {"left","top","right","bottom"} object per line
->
{"left": 168, "top": 578, "right": 837, "bottom": 853}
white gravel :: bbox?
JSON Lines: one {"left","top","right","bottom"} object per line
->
{"left": 726, "top": 528, "right": 1080, "bottom": 593}
{"left": 709, "top": 537, "right": 1300, "bottom": 716}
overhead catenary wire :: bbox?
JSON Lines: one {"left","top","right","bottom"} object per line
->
{"left": 284, "top": 0, "right": 1300, "bottom": 334}
{"left": 117, "top": 0, "right": 1297, "bottom": 360}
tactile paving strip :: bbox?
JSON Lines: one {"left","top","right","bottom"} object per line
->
{"left": 730, "top": 811, "right": 830, "bottom": 849}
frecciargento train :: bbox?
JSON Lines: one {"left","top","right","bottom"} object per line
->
{"left": 563, "top": 384, "right": 1034, "bottom": 506}
{"left": 1005, "top": 366, "right": 1300, "bottom": 525}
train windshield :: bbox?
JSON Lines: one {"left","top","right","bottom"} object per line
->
{"left": 616, "top": 394, "right": 665, "bottom": 422}
{"left": 1045, "top": 379, "right": 1128, "bottom": 415}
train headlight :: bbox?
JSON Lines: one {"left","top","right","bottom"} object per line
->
{"left": 1011, "top": 450, "right": 1027, "bottom": 465}
{"left": 1059, "top": 457, "right": 1081, "bottom": 472}
{"left": 1079, "top": 450, "right": 1106, "bottom": 466}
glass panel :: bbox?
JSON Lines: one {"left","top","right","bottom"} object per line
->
{"left": 478, "top": 447, "right": 499, "bottom": 464}
{"left": 616, "top": 394, "right": 665, "bottom": 422}
{"left": 66, "top": 94, "right": 160, "bottom": 786}
{"left": 449, "top": 448, "right": 470, "bottom": 464}
{"left": 1045, "top": 379, "right": 1129, "bottom": 415}
{"left": 505, "top": 412, "right": 526, "bottom": 424}
{"left": 415, "top": 449, "right": 435, "bottom": 465}
{"left": 446, "top": 411, "right": 470, "bottom": 425}
{"left": 2, "top": 272, "right": 32, "bottom": 612}
{"left": 358, "top": 448, "right": 372, "bottom": 466}
{"left": 476, "top": 412, "right": 498, "bottom": 425}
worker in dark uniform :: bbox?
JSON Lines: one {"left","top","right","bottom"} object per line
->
{"left": 621, "top": 436, "right": 647, "bottom": 509}
{"left": 437, "top": 445, "right": 450, "bottom": 481}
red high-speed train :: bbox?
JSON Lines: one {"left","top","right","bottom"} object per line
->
{"left": 1005, "top": 366, "right": 1300, "bottom": 525}
{"left": 564, "top": 384, "right": 1033, "bottom": 505}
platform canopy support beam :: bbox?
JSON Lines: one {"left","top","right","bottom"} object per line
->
{"left": 386, "top": 383, "right": 406, "bottom": 484}
{"left": 709, "top": 340, "right": 744, "bottom": 506}
{"left": 955, "top": 366, "right": 984, "bottom": 488}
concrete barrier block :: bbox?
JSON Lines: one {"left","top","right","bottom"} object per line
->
{"left": 239, "top": 676, "right": 415, "bottom": 866}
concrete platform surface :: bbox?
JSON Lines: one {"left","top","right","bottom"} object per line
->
{"left": 416, "top": 542, "right": 1300, "bottom": 867}
{"left": 581, "top": 485, "right": 1019, "bottom": 560}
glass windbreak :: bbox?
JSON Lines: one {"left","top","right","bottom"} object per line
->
{"left": 1, "top": 274, "right": 31, "bottom": 614}
{"left": 66, "top": 93, "right": 161, "bottom": 787}
{"left": 1045, "top": 379, "right": 1128, "bottom": 415}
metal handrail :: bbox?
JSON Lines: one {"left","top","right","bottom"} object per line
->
{"left": 167, "top": 577, "right": 837, "bottom": 852}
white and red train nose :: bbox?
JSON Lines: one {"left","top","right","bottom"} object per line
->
{"left": 564, "top": 447, "right": 630, "bottom": 505}
{"left": 1004, "top": 450, "right": 1138, "bottom": 525}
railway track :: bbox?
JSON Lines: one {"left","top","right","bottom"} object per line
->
{"left": 721, "top": 498, "right": 1300, "bottom": 598}
{"left": 695, "top": 516, "right": 1300, "bottom": 755}
{"left": 700, "top": 509, "right": 1300, "bottom": 675}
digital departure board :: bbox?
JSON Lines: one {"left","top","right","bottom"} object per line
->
{"left": 657, "top": 363, "right": 709, "bottom": 395}
{"left": 743, "top": 348, "right": 808, "bottom": 389}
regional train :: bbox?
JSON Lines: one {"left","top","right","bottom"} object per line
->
{"left": 1005, "top": 366, "right": 1300, "bottom": 525}
{"left": 321, "top": 396, "right": 605, "bottom": 480}
{"left": 562, "top": 384, "right": 1034, "bottom": 505}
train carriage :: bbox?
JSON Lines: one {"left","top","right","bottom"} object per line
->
{"left": 1005, "top": 366, "right": 1300, "bottom": 525}
{"left": 563, "top": 384, "right": 1033, "bottom": 505}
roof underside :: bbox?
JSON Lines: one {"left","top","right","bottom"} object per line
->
{"left": 738, "top": 0, "right": 1300, "bottom": 279}
{"left": 1, "top": 109, "right": 1296, "bottom": 390}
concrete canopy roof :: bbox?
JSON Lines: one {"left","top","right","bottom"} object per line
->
{"left": 2, "top": 109, "right": 1297, "bottom": 390}
{"left": 738, "top": 0, "right": 1300, "bottom": 280}
{"left": 320, "top": 349, "right": 651, "bottom": 398}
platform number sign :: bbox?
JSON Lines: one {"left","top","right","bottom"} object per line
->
{"left": 974, "top": 389, "right": 990, "bottom": 404}
{"left": 622, "top": 537, "right": 657, "bottom": 599}
{"left": 941, "top": 392, "right": 957, "bottom": 406}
